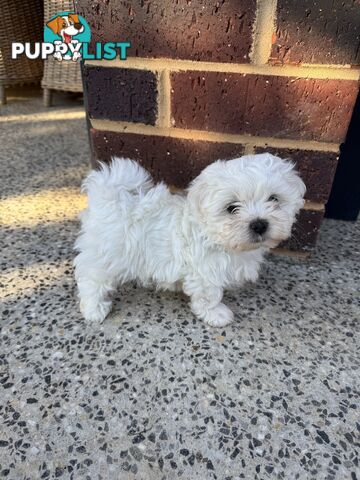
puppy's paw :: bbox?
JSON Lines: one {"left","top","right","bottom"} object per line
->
{"left": 203, "top": 303, "right": 234, "bottom": 327}
{"left": 80, "top": 299, "right": 112, "bottom": 323}
{"left": 53, "top": 51, "right": 63, "bottom": 62}
{"left": 72, "top": 51, "right": 81, "bottom": 62}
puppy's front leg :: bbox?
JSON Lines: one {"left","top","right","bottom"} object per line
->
{"left": 74, "top": 254, "right": 116, "bottom": 323}
{"left": 183, "top": 278, "right": 234, "bottom": 327}
{"left": 77, "top": 277, "right": 114, "bottom": 323}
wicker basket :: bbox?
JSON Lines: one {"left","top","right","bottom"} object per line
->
{"left": 41, "top": 0, "right": 83, "bottom": 106}
{"left": 0, "top": 0, "right": 44, "bottom": 105}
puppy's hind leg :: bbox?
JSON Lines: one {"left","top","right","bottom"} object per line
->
{"left": 74, "top": 253, "right": 117, "bottom": 323}
{"left": 183, "top": 277, "right": 234, "bottom": 327}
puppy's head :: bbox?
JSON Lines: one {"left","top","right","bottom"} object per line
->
{"left": 187, "top": 153, "right": 306, "bottom": 251}
{"left": 47, "top": 14, "right": 84, "bottom": 38}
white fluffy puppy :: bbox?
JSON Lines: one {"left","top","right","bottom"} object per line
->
{"left": 74, "top": 154, "right": 305, "bottom": 327}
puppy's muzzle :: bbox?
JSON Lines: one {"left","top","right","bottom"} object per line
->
{"left": 249, "top": 218, "right": 269, "bottom": 236}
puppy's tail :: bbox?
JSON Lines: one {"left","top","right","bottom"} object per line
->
{"left": 82, "top": 157, "right": 153, "bottom": 207}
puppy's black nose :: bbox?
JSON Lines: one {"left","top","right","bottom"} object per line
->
{"left": 74, "top": 22, "right": 82, "bottom": 30}
{"left": 249, "top": 218, "right": 269, "bottom": 235}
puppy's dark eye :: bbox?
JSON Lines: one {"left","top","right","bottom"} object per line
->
{"left": 227, "top": 204, "right": 239, "bottom": 214}
{"left": 268, "top": 194, "right": 279, "bottom": 202}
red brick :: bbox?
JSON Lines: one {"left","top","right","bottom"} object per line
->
{"left": 76, "top": 0, "right": 256, "bottom": 63}
{"left": 171, "top": 71, "right": 359, "bottom": 142}
{"left": 83, "top": 66, "right": 157, "bottom": 124}
{"left": 271, "top": 0, "right": 360, "bottom": 65}
{"left": 281, "top": 209, "right": 324, "bottom": 252}
{"left": 255, "top": 147, "right": 338, "bottom": 203}
{"left": 90, "top": 129, "right": 245, "bottom": 188}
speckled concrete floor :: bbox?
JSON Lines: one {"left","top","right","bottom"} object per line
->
{"left": 0, "top": 88, "right": 359, "bottom": 480}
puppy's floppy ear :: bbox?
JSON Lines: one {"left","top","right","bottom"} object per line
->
{"left": 280, "top": 159, "right": 306, "bottom": 212}
{"left": 269, "top": 154, "right": 306, "bottom": 199}
{"left": 187, "top": 160, "right": 225, "bottom": 220}
{"left": 46, "top": 16, "right": 63, "bottom": 34}
{"left": 69, "top": 14, "right": 80, "bottom": 23}
{"left": 187, "top": 175, "right": 207, "bottom": 219}
{"left": 285, "top": 159, "right": 306, "bottom": 198}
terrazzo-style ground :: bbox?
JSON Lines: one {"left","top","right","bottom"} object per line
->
{"left": 0, "top": 88, "right": 359, "bottom": 480}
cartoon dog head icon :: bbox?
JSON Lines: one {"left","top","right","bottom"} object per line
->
{"left": 46, "top": 14, "right": 84, "bottom": 43}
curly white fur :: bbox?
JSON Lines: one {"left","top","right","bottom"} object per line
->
{"left": 74, "top": 154, "right": 305, "bottom": 327}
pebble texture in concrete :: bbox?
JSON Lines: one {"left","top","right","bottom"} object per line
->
{"left": 0, "top": 88, "right": 359, "bottom": 480}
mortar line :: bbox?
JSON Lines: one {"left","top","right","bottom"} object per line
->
{"left": 244, "top": 144, "right": 256, "bottom": 155}
{"left": 250, "top": 0, "right": 278, "bottom": 65}
{"left": 303, "top": 201, "right": 325, "bottom": 211}
{"left": 84, "top": 58, "right": 360, "bottom": 81}
{"left": 271, "top": 248, "right": 311, "bottom": 259}
{"left": 157, "top": 69, "right": 172, "bottom": 128}
{"left": 90, "top": 119, "right": 340, "bottom": 153}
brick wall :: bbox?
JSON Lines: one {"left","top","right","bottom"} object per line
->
{"left": 76, "top": 0, "right": 360, "bottom": 256}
